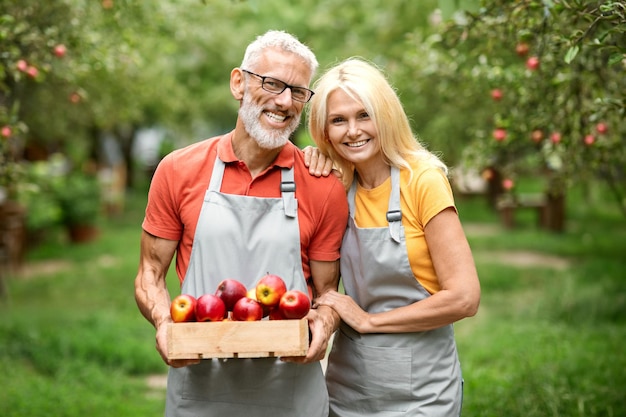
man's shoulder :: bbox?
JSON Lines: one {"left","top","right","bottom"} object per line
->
{"left": 162, "top": 135, "right": 223, "bottom": 171}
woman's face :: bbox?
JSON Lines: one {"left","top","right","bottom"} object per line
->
{"left": 325, "top": 89, "right": 380, "bottom": 166}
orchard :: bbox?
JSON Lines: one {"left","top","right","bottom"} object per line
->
{"left": 397, "top": 1, "right": 625, "bottom": 230}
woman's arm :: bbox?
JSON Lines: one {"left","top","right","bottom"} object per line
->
{"left": 317, "top": 207, "right": 480, "bottom": 333}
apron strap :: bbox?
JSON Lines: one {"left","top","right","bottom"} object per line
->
{"left": 281, "top": 167, "right": 297, "bottom": 218}
{"left": 387, "top": 167, "right": 402, "bottom": 243}
{"left": 348, "top": 167, "right": 403, "bottom": 243}
{"left": 208, "top": 155, "right": 226, "bottom": 193}
{"left": 207, "top": 156, "right": 297, "bottom": 218}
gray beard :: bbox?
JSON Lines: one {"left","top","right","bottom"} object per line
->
{"left": 239, "top": 95, "right": 301, "bottom": 149}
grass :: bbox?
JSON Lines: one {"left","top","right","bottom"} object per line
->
{"left": 1, "top": 180, "right": 624, "bottom": 417}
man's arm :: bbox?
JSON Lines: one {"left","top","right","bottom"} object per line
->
{"left": 134, "top": 230, "right": 198, "bottom": 367}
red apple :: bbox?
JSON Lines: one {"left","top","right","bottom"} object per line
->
{"left": 279, "top": 290, "right": 311, "bottom": 320}
{"left": 215, "top": 278, "right": 248, "bottom": 311}
{"left": 195, "top": 294, "right": 227, "bottom": 322}
{"left": 492, "top": 128, "right": 507, "bottom": 142}
{"left": 232, "top": 297, "right": 264, "bottom": 321}
{"left": 526, "top": 56, "right": 540, "bottom": 71}
{"left": 550, "top": 132, "right": 562, "bottom": 144}
{"left": 595, "top": 122, "right": 608, "bottom": 135}
{"left": 584, "top": 134, "right": 595, "bottom": 146}
{"left": 268, "top": 308, "right": 287, "bottom": 320}
{"left": 170, "top": 294, "right": 197, "bottom": 323}
{"left": 502, "top": 178, "right": 515, "bottom": 191}
{"left": 53, "top": 44, "right": 67, "bottom": 58}
{"left": 26, "top": 66, "right": 38, "bottom": 79}
{"left": 1, "top": 126, "right": 11, "bottom": 138}
{"left": 515, "top": 42, "right": 530, "bottom": 57}
{"left": 16, "top": 59, "right": 28, "bottom": 72}
{"left": 69, "top": 92, "right": 81, "bottom": 103}
{"left": 255, "top": 274, "right": 287, "bottom": 308}
{"left": 490, "top": 88, "right": 503, "bottom": 101}
{"left": 531, "top": 129, "right": 544, "bottom": 143}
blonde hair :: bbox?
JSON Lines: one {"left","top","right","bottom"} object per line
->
{"left": 307, "top": 57, "right": 447, "bottom": 189}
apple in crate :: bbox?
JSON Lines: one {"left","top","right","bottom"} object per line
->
{"left": 232, "top": 297, "right": 264, "bottom": 321}
{"left": 255, "top": 274, "right": 287, "bottom": 308}
{"left": 279, "top": 290, "right": 311, "bottom": 319}
{"left": 268, "top": 307, "right": 287, "bottom": 320}
{"left": 170, "top": 294, "right": 197, "bottom": 323}
{"left": 215, "top": 278, "right": 247, "bottom": 311}
{"left": 195, "top": 294, "right": 227, "bottom": 322}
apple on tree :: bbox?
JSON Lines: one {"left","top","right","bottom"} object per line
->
{"left": 170, "top": 294, "right": 197, "bottom": 323}
{"left": 492, "top": 128, "right": 507, "bottom": 142}
{"left": 53, "top": 44, "right": 67, "bottom": 58}
{"left": 1, "top": 126, "right": 12, "bottom": 138}
{"left": 255, "top": 274, "right": 287, "bottom": 308}
{"left": 215, "top": 278, "right": 247, "bottom": 311}
{"left": 16, "top": 59, "right": 28, "bottom": 72}
{"left": 526, "top": 56, "right": 540, "bottom": 71}
{"left": 531, "top": 129, "right": 544, "bottom": 143}
{"left": 490, "top": 88, "right": 503, "bottom": 101}
{"left": 515, "top": 42, "right": 530, "bottom": 57}
{"left": 278, "top": 290, "right": 311, "bottom": 320}
{"left": 195, "top": 294, "right": 227, "bottom": 322}
{"left": 584, "top": 134, "right": 595, "bottom": 146}
{"left": 595, "top": 122, "right": 608, "bottom": 135}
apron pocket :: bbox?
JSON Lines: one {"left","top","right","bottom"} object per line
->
{"left": 181, "top": 358, "right": 299, "bottom": 408}
{"left": 326, "top": 331, "right": 413, "bottom": 412}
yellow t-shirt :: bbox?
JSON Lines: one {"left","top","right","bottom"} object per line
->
{"left": 353, "top": 162, "right": 455, "bottom": 294}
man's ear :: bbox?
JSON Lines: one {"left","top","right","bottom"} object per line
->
{"left": 230, "top": 68, "right": 245, "bottom": 100}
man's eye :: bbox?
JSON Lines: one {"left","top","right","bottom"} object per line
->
{"left": 264, "top": 79, "right": 282, "bottom": 89}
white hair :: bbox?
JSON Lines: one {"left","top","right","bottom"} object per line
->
{"left": 241, "top": 30, "right": 318, "bottom": 76}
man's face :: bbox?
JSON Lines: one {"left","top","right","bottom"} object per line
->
{"left": 239, "top": 50, "right": 311, "bottom": 149}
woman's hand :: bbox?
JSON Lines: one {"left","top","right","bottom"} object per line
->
{"left": 315, "top": 290, "right": 370, "bottom": 333}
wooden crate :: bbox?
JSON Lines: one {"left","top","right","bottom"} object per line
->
{"left": 167, "top": 318, "right": 309, "bottom": 360}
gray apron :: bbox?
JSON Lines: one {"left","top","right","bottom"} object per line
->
{"left": 325, "top": 167, "right": 463, "bottom": 417}
{"left": 165, "top": 155, "right": 328, "bottom": 417}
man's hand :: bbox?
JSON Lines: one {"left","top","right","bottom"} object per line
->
{"left": 156, "top": 322, "right": 201, "bottom": 368}
{"left": 281, "top": 304, "right": 339, "bottom": 364}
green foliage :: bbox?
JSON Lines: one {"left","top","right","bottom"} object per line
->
{"left": 411, "top": 1, "right": 626, "bottom": 215}
{"left": 52, "top": 170, "right": 102, "bottom": 227}
{"left": 1, "top": 184, "right": 625, "bottom": 416}
{"left": 14, "top": 156, "right": 102, "bottom": 232}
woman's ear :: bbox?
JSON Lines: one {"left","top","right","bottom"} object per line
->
{"left": 230, "top": 68, "right": 245, "bottom": 100}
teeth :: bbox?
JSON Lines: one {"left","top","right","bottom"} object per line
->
{"left": 266, "top": 112, "right": 286, "bottom": 122}
{"left": 347, "top": 140, "right": 368, "bottom": 147}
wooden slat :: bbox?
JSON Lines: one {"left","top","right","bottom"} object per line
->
{"left": 167, "top": 318, "right": 308, "bottom": 359}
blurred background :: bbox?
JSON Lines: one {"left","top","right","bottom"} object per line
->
{"left": 1, "top": 1, "right": 624, "bottom": 416}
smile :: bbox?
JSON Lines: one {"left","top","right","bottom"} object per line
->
{"left": 345, "top": 139, "right": 369, "bottom": 147}
{"left": 265, "top": 111, "right": 287, "bottom": 123}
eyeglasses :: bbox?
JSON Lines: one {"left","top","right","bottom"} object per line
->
{"left": 241, "top": 69, "right": 315, "bottom": 103}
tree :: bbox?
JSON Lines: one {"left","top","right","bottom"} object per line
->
{"left": 403, "top": 0, "right": 626, "bottom": 227}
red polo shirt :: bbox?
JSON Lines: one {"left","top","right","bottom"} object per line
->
{"left": 143, "top": 131, "right": 348, "bottom": 285}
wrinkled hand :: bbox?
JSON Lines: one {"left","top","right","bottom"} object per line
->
{"left": 281, "top": 305, "right": 338, "bottom": 364}
{"left": 302, "top": 146, "right": 338, "bottom": 178}
{"left": 315, "top": 290, "right": 369, "bottom": 333}
{"left": 156, "top": 322, "right": 201, "bottom": 368}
